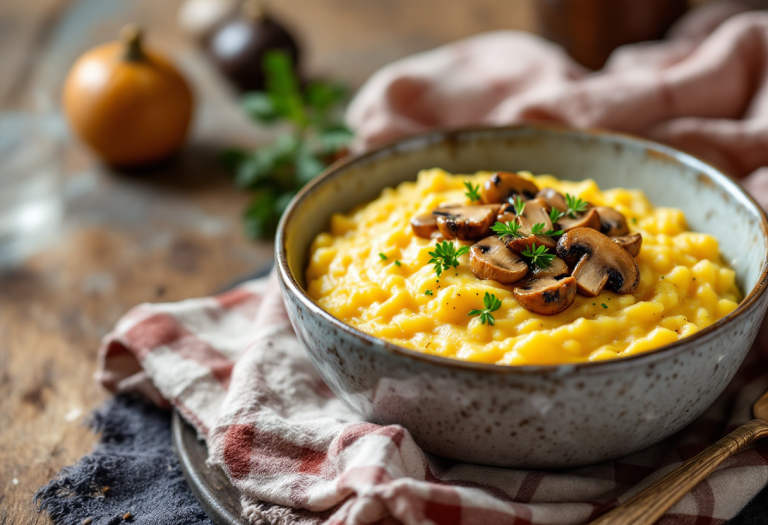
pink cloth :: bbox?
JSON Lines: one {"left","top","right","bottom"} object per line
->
{"left": 98, "top": 269, "right": 768, "bottom": 525}
{"left": 97, "top": 4, "right": 768, "bottom": 524}
{"left": 346, "top": 2, "right": 768, "bottom": 210}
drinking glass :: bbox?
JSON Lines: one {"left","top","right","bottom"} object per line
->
{"left": 0, "top": 113, "right": 63, "bottom": 267}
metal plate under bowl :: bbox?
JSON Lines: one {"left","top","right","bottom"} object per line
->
{"left": 172, "top": 410, "right": 247, "bottom": 525}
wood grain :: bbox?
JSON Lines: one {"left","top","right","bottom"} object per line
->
{"left": 590, "top": 419, "right": 768, "bottom": 525}
{"left": 0, "top": 1, "right": 535, "bottom": 524}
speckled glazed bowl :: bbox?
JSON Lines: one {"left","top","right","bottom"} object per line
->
{"left": 276, "top": 125, "right": 768, "bottom": 468}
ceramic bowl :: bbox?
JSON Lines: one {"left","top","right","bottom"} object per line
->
{"left": 276, "top": 125, "right": 768, "bottom": 468}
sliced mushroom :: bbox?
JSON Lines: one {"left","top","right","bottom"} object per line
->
{"left": 469, "top": 236, "right": 529, "bottom": 284}
{"left": 411, "top": 214, "right": 438, "bottom": 239}
{"left": 514, "top": 261, "right": 577, "bottom": 316}
{"left": 481, "top": 172, "right": 539, "bottom": 204}
{"left": 557, "top": 207, "right": 601, "bottom": 233}
{"left": 433, "top": 204, "right": 500, "bottom": 240}
{"left": 556, "top": 227, "right": 639, "bottom": 297}
{"left": 596, "top": 206, "right": 630, "bottom": 236}
{"left": 502, "top": 198, "right": 558, "bottom": 252}
{"left": 536, "top": 188, "right": 568, "bottom": 214}
{"left": 496, "top": 203, "right": 516, "bottom": 224}
{"left": 612, "top": 233, "right": 642, "bottom": 257}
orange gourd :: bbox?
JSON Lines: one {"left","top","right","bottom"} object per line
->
{"left": 63, "top": 25, "right": 194, "bottom": 167}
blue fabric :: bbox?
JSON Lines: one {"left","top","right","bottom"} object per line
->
{"left": 35, "top": 395, "right": 212, "bottom": 525}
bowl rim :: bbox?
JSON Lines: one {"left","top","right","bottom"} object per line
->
{"left": 276, "top": 123, "right": 768, "bottom": 375}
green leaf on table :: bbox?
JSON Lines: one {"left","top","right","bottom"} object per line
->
{"left": 315, "top": 125, "right": 354, "bottom": 154}
{"left": 264, "top": 50, "right": 307, "bottom": 127}
{"left": 242, "top": 91, "right": 280, "bottom": 124}
{"left": 295, "top": 149, "right": 326, "bottom": 185}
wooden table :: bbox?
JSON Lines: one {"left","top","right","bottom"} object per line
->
{"left": 0, "top": 0, "right": 534, "bottom": 522}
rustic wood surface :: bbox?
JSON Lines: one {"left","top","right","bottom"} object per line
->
{"left": 0, "top": 0, "right": 534, "bottom": 523}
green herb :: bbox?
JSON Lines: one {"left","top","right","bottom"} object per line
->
{"left": 379, "top": 253, "right": 388, "bottom": 260}
{"left": 549, "top": 207, "right": 565, "bottom": 223}
{"left": 521, "top": 243, "right": 556, "bottom": 269}
{"left": 394, "top": 260, "right": 402, "bottom": 266}
{"left": 565, "top": 193, "right": 589, "bottom": 218}
{"left": 468, "top": 292, "right": 502, "bottom": 326}
{"left": 428, "top": 241, "right": 470, "bottom": 277}
{"left": 530, "top": 223, "right": 564, "bottom": 237}
{"left": 491, "top": 221, "right": 524, "bottom": 238}
{"left": 464, "top": 181, "right": 481, "bottom": 203}
{"left": 631, "top": 217, "right": 638, "bottom": 224}
{"left": 513, "top": 195, "right": 526, "bottom": 216}
{"left": 425, "top": 290, "right": 433, "bottom": 296}
{"left": 601, "top": 303, "right": 608, "bottom": 309}
{"left": 223, "top": 50, "right": 353, "bottom": 239}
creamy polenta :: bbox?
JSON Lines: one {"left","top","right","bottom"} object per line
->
{"left": 306, "top": 169, "right": 741, "bottom": 365}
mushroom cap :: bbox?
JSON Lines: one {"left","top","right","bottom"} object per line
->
{"left": 556, "top": 227, "right": 640, "bottom": 296}
{"left": 434, "top": 204, "right": 500, "bottom": 240}
{"left": 514, "top": 275, "right": 577, "bottom": 315}
{"left": 530, "top": 254, "right": 569, "bottom": 279}
{"left": 596, "top": 206, "right": 630, "bottom": 236}
{"left": 612, "top": 233, "right": 642, "bottom": 257}
{"left": 411, "top": 214, "right": 438, "bottom": 239}
{"left": 536, "top": 188, "right": 568, "bottom": 213}
{"left": 481, "top": 172, "right": 539, "bottom": 204}
{"left": 470, "top": 236, "right": 529, "bottom": 284}
{"left": 496, "top": 203, "right": 517, "bottom": 223}
{"left": 557, "top": 207, "right": 601, "bottom": 233}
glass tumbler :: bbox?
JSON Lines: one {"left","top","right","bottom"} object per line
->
{"left": 0, "top": 113, "right": 63, "bottom": 267}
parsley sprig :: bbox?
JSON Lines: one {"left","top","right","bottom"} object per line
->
{"left": 464, "top": 182, "right": 481, "bottom": 203}
{"left": 565, "top": 193, "right": 589, "bottom": 218}
{"left": 521, "top": 243, "right": 557, "bottom": 269}
{"left": 491, "top": 221, "right": 524, "bottom": 238}
{"left": 428, "top": 241, "right": 470, "bottom": 277}
{"left": 222, "top": 50, "right": 353, "bottom": 239}
{"left": 513, "top": 195, "right": 526, "bottom": 216}
{"left": 468, "top": 292, "right": 502, "bottom": 325}
{"left": 530, "top": 223, "right": 564, "bottom": 237}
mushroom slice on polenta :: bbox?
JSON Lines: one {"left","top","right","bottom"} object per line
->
{"left": 481, "top": 172, "right": 539, "bottom": 204}
{"left": 557, "top": 227, "right": 639, "bottom": 297}
{"left": 433, "top": 204, "right": 500, "bottom": 240}
{"left": 596, "top": 206, "right": 630, "bottom": 237}
{"left": 514, "top": 255, "right": 576, "bottom": 315}
{"left": 470, "top": 236, "right": 528, "bottom": 284}
{"left": 612, "top": 233, "right": 643, "bottom": 257}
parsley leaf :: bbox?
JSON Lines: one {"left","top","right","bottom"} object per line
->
{"left": 491, "top": 221, "right": 524, "bottom": 238}
{"left": 530, "top": 223, "right": 564, "bottom": 237}
{"left": 379, "top": 253, "right": 388, "bottom": 260}
{"left": 521, "top": 243, "right": 557, "bottom": 269}
{"left": 513, "top": 195, "right": 526, "bottom": 216}
{"left": 464, "top": 181, "right": 481, "bottom": 203}
{"left": 428, "top": 241, "right": 470, "bottom": 277}
{"left": 565, "top": 193, "right": 589, "bottom": 218}
{"left": 425, "top": 290, "right": 433, "bottom": 296}
{"left": 549, "top": 207, "right": 565, "bottom": 223}
{"left": 468, "top": 292, "right": 502, "bottom": 325}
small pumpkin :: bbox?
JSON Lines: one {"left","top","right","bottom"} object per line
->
{"left": 63, "top": 25, "right": 194, "bottom": 167}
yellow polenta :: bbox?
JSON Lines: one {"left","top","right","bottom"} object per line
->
{"left": 305, "top": 169, "right": 741, "bottom": 365}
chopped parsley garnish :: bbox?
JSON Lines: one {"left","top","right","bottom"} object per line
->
{"left": 464, "top": 181, "right": 481, "bottom": 203}
{"left": 530, "top": 223, "right": 564, "bottom": 237}
{"left": 425, "top": 290, "right": 433, "bottom": 296}
{"left": 513, "top": 195, "right": 526, "bottom": 216}
{"left": 394, "top": 260, "right": 402, "bottom": 266}
{"left": 378, "top": 253, "right": 388, "bottom": 260}
{"left": 468, "top": 292, "right": 502, "bottom": 326}
{"left": 565, "top": 193, "right": 589, "bottom": 218}
{"left": 428, "top": 241, "right": 470, "bottom": 277}
{"left": 601, "top": 303, "right": 608, "bottom": 309}
{"left": 521, "top": 243, "right": 556, "bottom": 269}
{"left": 491, "top": 221, "right": 524, "bottom": 238}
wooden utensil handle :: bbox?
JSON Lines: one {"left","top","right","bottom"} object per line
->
{"left": 590, "top": 419, "right": 768, "bottom": 525}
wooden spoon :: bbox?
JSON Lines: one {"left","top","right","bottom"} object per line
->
{"left": 591, "top": 389, "right": 768, "bottom": 525}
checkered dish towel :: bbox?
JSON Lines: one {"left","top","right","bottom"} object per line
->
{"left": 98, "top": 269, "right": 768, "bottom": 525}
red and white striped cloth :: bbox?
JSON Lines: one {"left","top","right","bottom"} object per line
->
{"left": 99, "top": 270, "right": 768, "bottom": 525}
